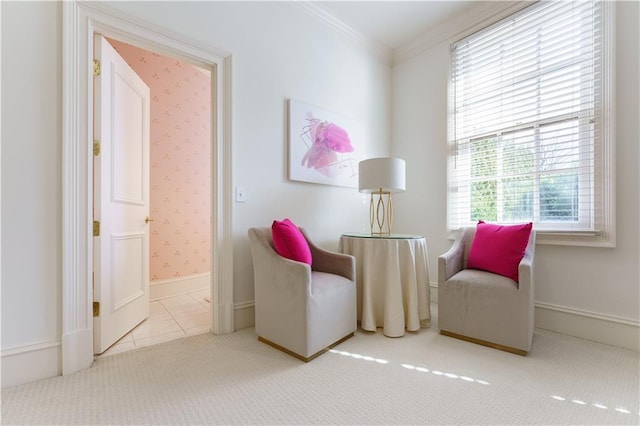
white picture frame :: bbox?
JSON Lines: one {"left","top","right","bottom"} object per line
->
{"left": 288, "top": 99, "right": 363, "bottom": 188}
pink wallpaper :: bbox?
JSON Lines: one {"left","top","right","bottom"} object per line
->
{"left": 107, "top": 38, "right": 211, "bottom": 282}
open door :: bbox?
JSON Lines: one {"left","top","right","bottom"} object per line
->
{"left": 93, "top": 35, "right": 151, "bottom": 355}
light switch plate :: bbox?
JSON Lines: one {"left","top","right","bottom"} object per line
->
{"left": 235, "top": 186, "right": 247, "bottom": 202}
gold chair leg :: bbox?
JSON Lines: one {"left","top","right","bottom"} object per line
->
{"left": 440, "top": 330, "right": 528, "bottom": 356}
{"left": 258, "top": 333, "right": 355, "bottom": 362}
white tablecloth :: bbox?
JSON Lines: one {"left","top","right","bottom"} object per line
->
{"left": 340, "top": 234, "right": 431, "bottom": 337}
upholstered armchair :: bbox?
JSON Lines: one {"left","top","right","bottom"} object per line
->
{"left": 438, "top": 225, "right": 536, "bottom": 355}
{"left": 248, "top": 227, "right": 357, "bottom": 361}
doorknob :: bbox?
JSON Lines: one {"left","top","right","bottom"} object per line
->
{"left": 145, "top": 216, "right": 154, "bottom": 224}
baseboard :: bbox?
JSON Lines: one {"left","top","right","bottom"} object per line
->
{"left": 150, "top": 272, "right": 210, "bottom": 301}
{"left": 234, "top": 301, "right": 255, "bottom": 331}
{"left": 62, "top": 328, "right": 93, "bottom": 376}
{"left": 535, "top": 302, "right": 639, "bottom": 351}
{"left": 430, "top": 282, "right": 438, "bottom": 304}
{"left": 1, "top": 339, "right": 61, "bottom": 389}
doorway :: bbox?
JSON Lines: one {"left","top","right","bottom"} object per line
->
{"left": 94, "top": 36, "right": 213, "bottom": 356}
{"left": 62, "top": 1, "right": 234, "bottom": 375}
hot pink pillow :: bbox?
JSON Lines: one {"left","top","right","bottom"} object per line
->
{"left": 467, "top": 221, "right": 532, "bottom": 282}
{"left": 271, "top": 218, "right": 312, "bottom": 265}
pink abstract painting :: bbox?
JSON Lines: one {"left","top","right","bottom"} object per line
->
{"left": 289, "top": 99, "right": 363, "bottom": 187}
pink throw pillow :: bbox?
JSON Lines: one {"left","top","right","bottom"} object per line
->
{"left": 271, "top": 218, "right": 312, "bottom": 265}
{"left": 467, "top": 220, "right": 532, "bottom": 282}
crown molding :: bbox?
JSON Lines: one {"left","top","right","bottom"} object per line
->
{"left": 291, "top": 1, "right": 392, "bottom": 65}
{"left": 393, "top": 1, "right": 534, "bottom": 66}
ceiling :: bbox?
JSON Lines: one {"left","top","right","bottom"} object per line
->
{"left": 314, "top": 1, "right": 480, "bottom": 50}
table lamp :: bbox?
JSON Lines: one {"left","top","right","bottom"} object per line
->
{"left": 358, "top": 158, "right": 406, "bottom": 235}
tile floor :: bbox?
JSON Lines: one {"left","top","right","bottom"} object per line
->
{"left": 98, "top": 288, "right": 211, "bottom": 357}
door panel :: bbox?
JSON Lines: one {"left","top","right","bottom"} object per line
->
{"left": 112, "top": 72, "right": 145, "bottom": 204}
{"left": 93, "top": 35, "right": 151, "bottom": 355}
{"left": 112, "top": 233, "right": 145, "bottom": 310}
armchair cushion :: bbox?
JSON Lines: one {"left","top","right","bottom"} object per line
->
{"left": 271, "top": 218, "right": 312, "bottom": 265}
{"left": 467, "top": 221, "right": 532, "bottom": 282}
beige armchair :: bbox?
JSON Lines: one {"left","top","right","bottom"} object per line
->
{"left": 438, "top": 226, "right": 536, "bottom": 355}
{"left": 248, "top": 227, "right": 357, "bottom": 361}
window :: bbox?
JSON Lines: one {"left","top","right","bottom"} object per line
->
{"left": 448, "top": 1, "right": 615, "bottom": 246}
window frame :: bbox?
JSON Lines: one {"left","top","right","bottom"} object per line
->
{"left": 447, "top": 0, "right": 616, "bottom": 247}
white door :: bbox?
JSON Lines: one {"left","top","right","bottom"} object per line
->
{"left": 93, "top": 35, "right": 151, "bottom": 355}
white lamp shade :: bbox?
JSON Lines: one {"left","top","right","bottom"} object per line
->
{"left": 358, "top": 158, "right": 406, "bottom": 193}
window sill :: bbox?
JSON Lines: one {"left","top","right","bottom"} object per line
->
{"left": 534, "top": 230, "right": 615, "bottom": 248}
{"left": 447, "top": 229, "right": 616, "bottom": 248}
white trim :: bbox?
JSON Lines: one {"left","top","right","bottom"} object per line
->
{"left": 536, "top": 302, "right": 638, "bottom": 327}
{"left": 62, "top": 0, "right": 94, "bottom": 377}
{"left": 62, "top": 0, "right": 234, "bottom": 377}
{"left": 535, "top": 302, "right": 639, "bottom": 352}
{"left": 1, "top": 340, "right": 61, "bottom": 389}
{"left": 1, "top": 339, "right": 61, "bottom": 358}
{"left": 234, "top": 300, "right": 254, "bottom": 311}
{"left": 150, "top": 273, "right": 211, "bottom": 301}
{"left": 0, "top": 4, "right": 3, "bottom": 351}
{"left": 293, "top": 1, "right": 391, "bottom": 64}
{"left": 429, "top": 282, "right": 438, "bottom": 305}
{"left": 393, "top": 1, "right": 532, "bottom": 66}
{"left": 233, "top": 301, "right": 255, "bottom": 331}
{"left": 599, "top": 0, "right": 616, "bottom": 248}
{"left": 211, "top": 52, "right": 234, "bottom": 336}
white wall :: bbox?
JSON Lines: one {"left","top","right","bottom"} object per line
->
{"left": 392, "top": 1, "right": 640, "bottom": 349}
{"left": 1, "top": 1, "right": 63, "bottom": 386}
{"left": 1, "top": 1, "right": 390, "bottom": 387}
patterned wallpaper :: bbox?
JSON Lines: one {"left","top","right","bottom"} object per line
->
{"left": 107, "top": 37, "right": 211, "bottom": 282}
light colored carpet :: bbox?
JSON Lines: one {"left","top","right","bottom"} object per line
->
{"left": 2, "top": 318, "right": 638, "bottom": 425}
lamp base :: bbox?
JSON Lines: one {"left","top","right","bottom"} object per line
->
{"left": 369, "top": 189, "right": 393, "bottom": 236}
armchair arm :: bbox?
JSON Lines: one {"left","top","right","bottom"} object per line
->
{"left": 248, "top": 228, "right": 313, "bottom": 299}
{"left": 300, "top": 228, "right": 355, "bottom": 282}
{"left": 517, "top": 230, "right": 536, "bottom": 293}
{"left": 438, "top": 230, "right": 466, "bottom": 283}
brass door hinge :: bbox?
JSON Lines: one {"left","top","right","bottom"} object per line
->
{"left": 93, "top": 59, "right": 101, "bottom": 76}
{"left": 93, "top": 302, "right": 100, "bottom": 317}
{"left": 93, "top": 140, "right": 100, "bottom": 156}
{"left": 93, "top": 221, "right": 100, "bottom": 237}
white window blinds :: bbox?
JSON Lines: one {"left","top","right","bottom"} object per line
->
{"left": 448, "top": 0, "right": 614, "bottom": 243}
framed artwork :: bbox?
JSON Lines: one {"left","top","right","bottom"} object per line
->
{"left": 288, "top": 99, "right": 363, "bottom": 188}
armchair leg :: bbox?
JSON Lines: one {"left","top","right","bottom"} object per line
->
{"left": 440, "top": 330, "right": 528, "bottom": 356}
{"left": 258, "top": 333, "right": 355, "bottom": 362}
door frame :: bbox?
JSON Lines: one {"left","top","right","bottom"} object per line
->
{"left": 62, "top": 1, "right": 234, "bottom": 375}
